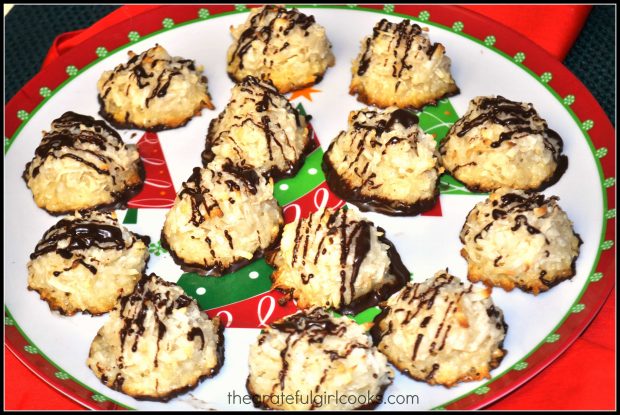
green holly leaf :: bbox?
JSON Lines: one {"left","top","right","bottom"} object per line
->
{"left": 540, "top": 72, "right": 553, "bottom": 83}
{"left": 513, "top": 52, "right": 526, "bottom": 63}
{"left": 66, "top": 65, "right": 78, "bottom": 77}
{"left": 601, "top": 240, "right": 614, "bottom": 250}
{"left": 17, "top": 110, "right": 29, "bottom": 121}
{"left": 582, "top": 119, "right": 594, "bottom": 131}
{"left": 474, "top": 386, "right": 490, "bottom": 395}
{"left": 513, "top": 361, "right": 528, "bottom": 371}
{"left": 545, "top": 333, "right": 560, "bottom": 343}
{"left": 24, "top": 345, "right": 38, "bottom": 354}
{"left": 596, "top": 147, "right": 608, "bottom": 158}
{"left": 55, "top": 371, "right": 70, "bottom": 380}
{"left": 589, "top": 272, "right": 603, "bottom": 282}
{"left": 563, "top": 95, "right": 575, "bottom": 106}
{"left": 418, "top": 10, "right": 430, "bottom": 21}
{"left": 570, "top": 304, "right": 585, "bottom": 313}
{"left": 603, "top": 177, "right": 615, "bottom": 188}
{"left": 95, "top": 46, "right": 108, "bottom": 58}
{"left": 162, "top": 18, "right": 175, "bottom": 29}
{"left": 452, "top": 21, "right": 464, "bottom": 32}
{"left": 128, "top": 31, "right": 140, "bottom": 42}
{"left": 39, "top": 87, "right": 52, "bottom": 98}
{"left": 484, "top": 35, "right": 496, "bottom": 47}
{"left": 605, "top": 208, "right": 616, "bottom": 219}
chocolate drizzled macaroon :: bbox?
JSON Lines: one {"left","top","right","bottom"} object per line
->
{"left": 87, "top": 273, "right": 224, "bottom": 401}
{"left": 267, "top": 207, "right": 410, "bottom": 314}
{"left": 371, "top": 271, "right": 507, "bottom": 387}
{"left": 27, "top": 211, "right": 149, "bottom": 316}
{"left": 162, "top": 158, "right": 283, "bottom": 276}
{"left": 439, "top": 96, "right": 568, "bottom": 192}
{"left": 202, "top": 76, "right": 313, "bottom": 179}
{"left": 460, "top": 189, "right": 582, "bottom": 294}
{"left": 247, "top": 307, "right": 393, "bottom": 410}
{"left": 227, "top": 5, "right": 335, "bottom": 93}
{"left": 350, "top": 19, "right": 459, "bottom": 110}
{"left": 97, "top": 44, "right": 214, "bottom": 131}
{"left": 323, "top": 107, "right": 442, "bottom": 216}
{"left": 22, "top": 111, "right": 144, "bottom": 215}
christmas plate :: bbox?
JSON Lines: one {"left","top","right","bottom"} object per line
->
{"left": 4, "top": 4, "right": 615, "bottom": 411}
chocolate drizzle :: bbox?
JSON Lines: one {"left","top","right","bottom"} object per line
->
{"left": 202, "top": 76, "right": 315, "bottom": 180}
{"left": 30, "top": 213, "right": 137, "bottom": 263}
{"left": 322, "top": 109, "right": 439, "bottom": 216}
{"left": 22, "top": 111, "right": 146, "bottom": 215}
{"left": 228, "top": 6, "right": 316, "bottom": 71}
{"left": 440, "top": 96, "right": 568, "bottom": 192}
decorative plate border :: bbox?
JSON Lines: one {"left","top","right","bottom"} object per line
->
{"left": 4, "top": 4, "right": 615, "bottom": 410}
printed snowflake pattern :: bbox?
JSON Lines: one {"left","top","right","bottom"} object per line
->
{"left": 235, "top": 4, "right": 248, "bottom": 12}
{"left": 95, "top": 46, "right": 108, "bottom": 58}
{"left": 39, "top": 87, "right": 52, "bottom": 98}
{"left": 418, "top": 10, "right": 430, "bottom": 21}
{"left": 601, "top": 240, "right": 614, "bottom": 250}
{"left": 346, "top": 4, "right": 358, "bottom": 8}
{"left": 55, "top": 371, "right": 70, "bottom": 380}
{"left": 513, "top": 52, "right": 526, "bottom": 63}
{"left": 24, "top": 345, "right": 38, "bottom": 354}
{"left": 162, "top": 18, "right": 175, "bottom": 29}
{"left": 474, "top": 386, "right": 490, "bottom": 395}
{"left": 4, "top": 138, "right": 11, "bottom": 152}
{"left": 589, "top": 272, "right": 603, "bottom": 282}
{"left": 383, "top": 4, "right": 395, "bottom": 13}
{"left": 563, "top": 95, "right": 575, "bottom": 106}
{"left": 603, "top": 177, "right": 615, "bottom": 188}
{"left": 570, "top": 304, "right": 585, "bottom": 313}
{"left": 582, "top": 119, "right": 594, "bottom": 131}
{"left": 513, "top": 361, "right": 528, "bottom": 371}
{"left": 605, "top": 208, "right": 616, "bottom": 219}
{"left": 198, "top": 8, "right": 210, "bottom": 19}
{"left": 128, "top": 31, "right": 140, "bottom": 42}
{"left": 149, "top": 240, "right": 168, "bottom": 256}
{"left": 452, "top": 21, "right": 464, "bottom": 32}
{"left": 17, "top": 110, "right": 29, "bottom": 121}
{"left": 66, "top": 65, "right": 78, "bottom": 77}
{"left": 545, "top": 333, "right": 560, "bottom": 343}
{"left": 484, "top": 35, "right": 496, "bottom": 46}
{"left": 92, "top": 394, "right": 108, "bottom": 403}
{"left": 596, "top": 147, "right": 608, "bottom": 158}
{"left": 5, "top": 316, "right": 14, "bottom": 326}
{"left": 540, "top": 72, "right": 553, "bottom": 83}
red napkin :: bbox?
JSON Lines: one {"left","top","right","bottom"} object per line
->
{"left": 6, "top": 4, "right": 613, "bottom": 411}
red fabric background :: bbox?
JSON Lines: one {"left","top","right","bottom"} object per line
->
{"left": 5, "top": 4, "right": 614, "bottom": 410}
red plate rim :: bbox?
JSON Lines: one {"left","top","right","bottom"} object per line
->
{"left": 4, "top": 4, "right": 615, "bottom": 410}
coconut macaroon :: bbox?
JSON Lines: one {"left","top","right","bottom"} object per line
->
{"left": 227, "top": 5, "right": 335, "bottom": 93}
{"left": 247, "top": 307, "right": 393, "bottom": 410}
{"left": 162, "top": 159, "right": 283, "bottom": 276}
{"left": 27, "top": 211, "right": 149, "bottom": 316}
{"left": 87, "top": 273, "right": 224, "bottom": 401}
{"left": 323, "top": 107, "right": 442, "bottom": 216}
{"left": 350, "top": 19, "right": 459, "bottom": 110}
{"left": 22, "top": 111, "right": 144, "bottom": 215}
{"left": 267, "top": 207, "right": 410, "bottom": 314}
{"left": 97, "top": 44, "right": 214, "bottom": 131}
{"left": 439, "top": 96, "right": 568, "bottom": 192}
{"left": 460, "top": 189, "right": 582, "bottom": 294}
{"left": 202, "top": 76, "right": 313, "bottom": 179}
{"left": 371, "top": 271, "right": 507, "bottom": 387}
